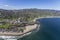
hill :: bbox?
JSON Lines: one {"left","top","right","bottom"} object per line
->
{"left": 0, "top": 8, "right": 60, "bottom": 19}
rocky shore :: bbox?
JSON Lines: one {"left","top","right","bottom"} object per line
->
{"left": 0, "top": 24, "right": 38, "bottom": 36}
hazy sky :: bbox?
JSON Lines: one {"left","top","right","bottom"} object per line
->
{"left": 0, "top": 0, "right": 60, "bottom": 10}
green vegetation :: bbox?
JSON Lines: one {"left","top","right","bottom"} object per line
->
{"left": 0, "top": 8, "right": 59, "bottom": 20}
{"left": 0, "top": 23, "right": 11, "bottom": 29}
{"left": 0, "top": 8, "right": 59, "bottom": 29}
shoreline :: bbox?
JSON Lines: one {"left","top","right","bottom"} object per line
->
{"left": 0, "top": 18, "right": 40, "bottom": 40}
{"left": 0, "top": 24, "right": 40, "bottom": 40}
{"left": 0, "top": 24, "right": 38, "bottom": 36}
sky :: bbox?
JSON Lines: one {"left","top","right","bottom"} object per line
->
{"left": 0, "top": 0, "right": 60, "bottom": 10}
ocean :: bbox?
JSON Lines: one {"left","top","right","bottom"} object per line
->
{"left": 18, "top": 18, "right": 60, "bottom": 40}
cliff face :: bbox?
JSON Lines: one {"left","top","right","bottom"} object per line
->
{"left": 0, "top": 9, "right": 60, "bottom": 19}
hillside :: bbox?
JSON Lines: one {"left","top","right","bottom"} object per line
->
{"left": 0, "top": 8, "right": 60, "bottom": 19}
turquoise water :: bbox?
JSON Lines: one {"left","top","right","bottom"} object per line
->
{"left": 18, "top": 18, "right": 60, "bottom": 40}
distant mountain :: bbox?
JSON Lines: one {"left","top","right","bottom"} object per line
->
{"left": 0, "top": 8, "right": 60, "bottom": 19}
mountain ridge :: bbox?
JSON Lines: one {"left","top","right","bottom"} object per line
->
{"left": 0, "top": 8, "right": 60, "bottom": 19}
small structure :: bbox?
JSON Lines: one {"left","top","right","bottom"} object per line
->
{"left": 16, "top": 18, "right": 21, "bottom": 23}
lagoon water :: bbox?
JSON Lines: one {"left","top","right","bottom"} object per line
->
{"left": 18, "top": 18, "right": 60, "bottom": 40}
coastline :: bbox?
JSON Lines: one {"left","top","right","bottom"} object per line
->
{"left": 0, "top": 24, "right": 38, "bottom": 36}
{"left": 0, "top": 18, "right": 40, "bottom": 40}
{"left": 0, "top": 24, "right": 40, "bottom": 40}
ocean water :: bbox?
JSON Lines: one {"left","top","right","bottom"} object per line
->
{"left": 18, "top": 18, "right": 60, "bottom": 40}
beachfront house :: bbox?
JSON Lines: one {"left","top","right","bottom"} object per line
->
{"left": 9, "top": 18, "right": 22, "bottom": 25}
